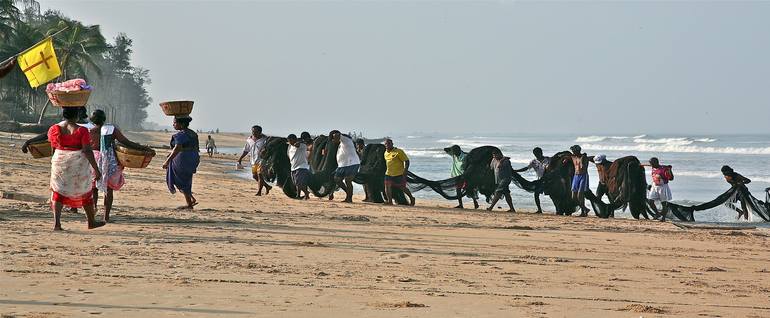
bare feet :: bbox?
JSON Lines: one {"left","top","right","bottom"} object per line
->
{"left": 454, "top": 205, "right": 464, "bottom": 209}
{"left": 486, "top": 207, "right": 493, "bottom": 211}
{"left": 265, "top": 186, "right": 272, "bottom": 195}
{"left": 53, "top": 226, "right": 63, "bottom": 231}
{"left": 535, "top": 210, "right": 543, "bottom": 214}
{"left": 88, "top": 221, "right": 106, "bottom": 229}
{"left": 508, "top": 209, "right": 516, "bottom": 213}
{"left": 255, "top": 192, "right": 262, "bottom": 196}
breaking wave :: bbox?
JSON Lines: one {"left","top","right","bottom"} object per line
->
{"left": 581, "top": 143, "right": 770, "bottom": 155}
{"left": 577, "top": 135, "right": 717, "bottom": 145}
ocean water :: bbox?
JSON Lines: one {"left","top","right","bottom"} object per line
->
{"left": 219, "top": 134, "right": 770, "bottom": 223}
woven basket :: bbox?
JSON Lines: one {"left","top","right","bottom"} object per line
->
{"left": 115, "top": 143, "right": 155, "bottom": 168}
{"left": 48, "top": 90, "right": 91, "bottom": 107}
{"left": 29, "top": 140, "right": 53, "bottom": 158}
{"left": 160, "top": 101, "right": 194, "bottom": 116}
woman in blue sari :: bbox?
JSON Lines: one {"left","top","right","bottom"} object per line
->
{"left": 162, "top": 116, "right": 200, "bottom": 209}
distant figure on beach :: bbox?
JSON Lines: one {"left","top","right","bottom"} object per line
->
{"left": 721, "top": 165, "right": 751, "bottom": 220}
{"left": 642, "top": 157, "right": 673, "bottom": 221}
{"left": 287, "top": 134, "right": 311, "bottom": 200}
{"left": 487, "top": 149, "right": 515, "bottom": 212}
{"left": 355, "top": 138, "right": 371, "bottom": 202}
{"left": 445, "top": 145, "right": 478, "bottom": 209}
{"left": 163, "top": 116, "right": 200, "bottom": 209}
{"left": 515, "top": 147, "right": 550, "bottom": 213}
{"left": 329, "top": 130, "right": 360, "bottom": 203}
{"left": 565, "top": 145, "right": 592, "bottom": 217}
{"left": 591, "top": 154, "right": 613, "bottom": 202}
{"left": 47, "top": 107, "right": 104, "bottom": 230}
{"left": 90, "top": 109, "right": 154, "bottom": 222}
{"left": 383, "top": 138, "right": 416, "bottom": 206}
{"left": 238, "top": 125, "right": 271, "bottom": 196}
{"left": 205, "top": 135, "right": 217, "bottom": 157}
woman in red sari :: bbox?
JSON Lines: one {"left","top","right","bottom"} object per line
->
{"left": 48, "top": 107, "right": 105, "bottom": 230}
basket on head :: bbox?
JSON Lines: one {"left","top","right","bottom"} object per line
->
{"left": 28, "top": 140, "right": 53, "bottom": 158}
{"left": 160, "top": 101, "right": 194, "bottom": 116}
{"left": 47, "top": 90, "right": 91, "bottom": 107}
{"left": 115, "top": 143, "right": 155, "bottom": 168}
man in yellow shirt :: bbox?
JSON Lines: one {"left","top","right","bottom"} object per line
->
{"left": 383, "top": 138, "right": 416, "bottom": 206}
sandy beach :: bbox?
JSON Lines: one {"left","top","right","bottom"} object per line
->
{"left": 1, "top": 131, "right": 769, "bottom": 318}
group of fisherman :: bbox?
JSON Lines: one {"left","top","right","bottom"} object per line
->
{"left": 234, "top": 126, "right": 758, "bottom": 223}
{"left": 24, "top": 110, "right": 758, "bottom": 231}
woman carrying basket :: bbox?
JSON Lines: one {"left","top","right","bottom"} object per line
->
{"left": 89, "top": 110, "right": 155, "bottom": 222}
{"left": 48, "top": 107, "right": 105, "bottom": 230}
{"left": 163, "top": 116, "right": 200, "bottom": 209}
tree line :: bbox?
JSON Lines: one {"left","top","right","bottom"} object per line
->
{"left": 0, "top": 0, "right": 151, "bottom": 130}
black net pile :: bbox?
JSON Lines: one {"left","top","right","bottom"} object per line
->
{"left": 583, "top": 156, "right": 652, "bottom": 219}
{"left": 537, "top": 151, "right": 579, "bottom": 215}
{"left": 259, "top": 137, "right": 297, "bottom": 198}
{"left": 666, "top": 186, "right": 770, "bottom": 222}
{"left": 260, "top": 135, "right": 408, "bottom": 204}
{"left": 406, "top": 146, "right": 539, "bottom": 202}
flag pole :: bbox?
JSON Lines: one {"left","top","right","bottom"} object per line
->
{"left": 0, "top": 26, "right": 69, "bottom": 66}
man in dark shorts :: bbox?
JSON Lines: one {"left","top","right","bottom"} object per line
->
{"left": 287, "top": 134, "right": 311, "bottom": 200}
{"left": 515, "top": 147, "right": 550, "bottom": 213}
{"left": 330, "top": 130, "right": 360, "bottom": 203}
{"left": 487, "top": 149, "right": 515, "bottom": 212}
{"left": 383, "top": 138, "right": 416, "bottom": 206}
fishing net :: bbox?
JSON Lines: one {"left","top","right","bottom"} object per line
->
{"left": 260, "top": 135, "right": 408, "bottom": 204}
{"left": 584, "top": 156, "right": 652, "bottom": 219}
{"left": 259, "top": 136, "right": 297, "bottom": 198}
{"left": 666, "top": 186, "right": 770, "bottom": 222}
{"left": 406, "top": 146, "right": 539, "bottom": 202}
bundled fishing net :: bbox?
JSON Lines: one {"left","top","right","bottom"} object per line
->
{"left": 260, "top": 135, "right": 408, "bottom": 204}
{"left": 407, "top": 146, "right": 539, "bottom": 202}
{"left": 666, "top": 186, "right": 770, "bottom": 222}
{"left": 583, "top": 156, "right": 652, "bottom": 219}
{"left": 259, "top": 136, "right": 297, "bottom": 198}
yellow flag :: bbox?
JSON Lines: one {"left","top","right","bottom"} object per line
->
{"left": 16, "top": 37, "right": 61, "bottom": 88}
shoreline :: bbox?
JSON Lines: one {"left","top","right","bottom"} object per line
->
{"left": 1, "top": 130, "right": 769, "bottom": 317}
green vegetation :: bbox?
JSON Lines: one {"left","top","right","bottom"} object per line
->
{"left": 0, "top": 0, "right": 151, "bottom": 130}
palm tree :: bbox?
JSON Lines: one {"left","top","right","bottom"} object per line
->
{"left": 0, "top": 0, "right": 21, "bottom": 40}
{"left": 0, "top": 20, "right": 44, "bottom": 119}
{"left": 47, "top": 18, "right": 108, "bottom": 80}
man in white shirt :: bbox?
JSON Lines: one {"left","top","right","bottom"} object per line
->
{"left": 287, "top": 134, "right": 311, "bottom": 200}
{"left": 515, "top": 147, "right": 550, "bottom": 214}
{"left": 330, "top": 130, "right": 360, "bottom": 203}
{"left": 237, "top": 125, "right": 271, "bottom": 196}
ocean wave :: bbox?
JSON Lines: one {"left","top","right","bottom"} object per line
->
{"left": 632, "top": 137, "right": 716, "bottom": 145}
{"left": 575, "top": 135, "right": 634, "bottom": 142}
{"left": 577, "top": 135, "right": 717, "bottom": 145}
{"left": 436, "top": 139, "right": 491, "bottom": 148}
{"left": 675, "top": 171, "right": 770, "bottom": 183}
{"left": 581, "top": 143, "right": 770, "bottom": 155}
{"left": 633, "top": 137, "right": 693, "bottom": 145}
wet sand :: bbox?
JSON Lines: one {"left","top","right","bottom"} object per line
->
{"left": 1, "top": 131, "right": 769, "bottom": 317}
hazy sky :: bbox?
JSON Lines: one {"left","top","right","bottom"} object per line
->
{"left": 37, "top": 0, "right": 770, "bottom": 136}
